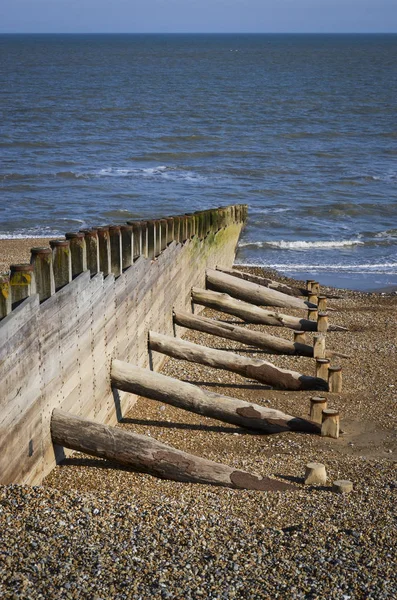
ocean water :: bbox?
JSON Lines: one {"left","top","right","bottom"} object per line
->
{"left": 1, "top": 34, "right": 396, "bottom": 291}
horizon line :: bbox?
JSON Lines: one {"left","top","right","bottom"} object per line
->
{"left": 1, "top": 31, "right": 397, "bottom": 35}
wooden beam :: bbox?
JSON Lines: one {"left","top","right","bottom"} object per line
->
{"left": 216, "top": 266, "right": 306, "bottom": 297}
{"left": 191, "top": 288, "right": 347, "bottom": 332}
{"left": 173, "top": 309, "right": 315, "bottom": 357}
{"left": 51, "top": 409, "right": 294, "bottom": 492}
{"left": 149, "top": 331, "right": 329, "bottom": 391}
{"left": 111, "top": 360, "right": 321, "bottom": 434}
{"left": 206, "top": 268, "right": 315, "bottom": 310}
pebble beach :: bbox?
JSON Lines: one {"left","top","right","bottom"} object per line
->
{"left": 0, "top": 240, "right": 396, "bottom": 599}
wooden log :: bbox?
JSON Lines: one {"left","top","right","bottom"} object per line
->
{"left": 112, "top": 360, "right": 321, "bottom": 434}
{"left": 318, "top": 295, "right": 327, "bottom": 311}
{"left": 149, "top": 331, "right": 329, "bottom": 391}
{"left": 0, "top": 274, "right": 12, "bottom": 318}
{"left": 206, "top": 268, "right": 315, "bottom": 311}
{"left": 191, "top": 288, "right": 348, "bottom": 333}
{"left": 306, "top": 279, "right": 315, "bottom": 291}
{"left": 321, "top": 408, "right": 340, "bottom": 438}
{"left": 317, "top": 311, "right": 329, "bottom": 333}
{"left": 311, "top": 282, "right": 320, "bottom": 294}
{"left": 51, "top": 409, "right": 294, "bottom": 492}
{"left": 173, "top": 310, "right": 315, "bottom": 358}
{"left": 294, "top": 330, "right": 307, "bottom": 344}
{"left": 111, "top": 360, "right": 321, "bottom": 433}
{"left": 216, "top": 266, "right": 305, "bottom": 297}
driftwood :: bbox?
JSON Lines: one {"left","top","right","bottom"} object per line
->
{"left": 111, "top": 360, "right": 321, "bottom": 434}
{"left": 173, "top": 310, "right": 349, "bottom": 359}
{"left": 149, "top": 331, "right": 328, "bottom": 391}
{"left": 206, "top": 268, "right": 315, "bottom": 310}
{"left": 216, "top": 266, "right": 305, "bottom": 297}
{"left": 51, "top": 409, "right": 294, "bottom": 491}
{"left": 192, "top": 288, "right": 348, "bottom": 332}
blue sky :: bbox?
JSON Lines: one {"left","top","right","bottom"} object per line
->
{"left": 1, "top": 0, "right": 396, "bottom": 34}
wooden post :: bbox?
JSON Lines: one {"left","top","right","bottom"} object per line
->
{"left": 312, "top": 282, "right": 320, "bottom": 294}
{"left": 146, "top": 220, "right": 157, "bottom": 259}
{"left": 174, "top": 310, "right": 316, "bottom": 357}
{"left": 191, "top": 288, "right": 347, "bottom": 332}
{"left": 9, "top": 264, "right": 36, "bottom": 309}
{"left": 159, "top": 219, "right": 168, "bottom": 251}
{"left": 308, "top": 307, "right": 318, "bottom": 321}
{"left": 50, "top": 240, "right": 72, "bottom": 291}
{"left": 306, "top": 279, "right": 315, "bottom": 292}
{"left": 313, "top": 333, "right": 326, "bottom": 358}
{"left": 51, "top": 409, "right": 294, "bottom": 492}
{"left": 316, "top": 358, "right": 330, "bottom": 381}
{"left": 332, "top": 480, "right": 353, "bottom": 493}
{"left": 293, "top": 330, "right": 307, "bottom": 345}
{"left": 109, "top": 226, "right": 122, "bottom": 276}
{"left": 310, "top": 396, "right": 327, "bottom": 424}
{"left": 96, "top": 227, "right": 111, "bottom": 276}
{"left": 308, "top": 292, "right": 318, "bottom": 305}
{"left": 128, "top": 221, "right": 144, "bottom": 260}
{"left": 317, "top": 311, "right": 329, "bottom": 333}
{"left": 328, "top": 366, "right": 342, "bottom": 393}
{"left": 0, "top": 274, "right": 12, "bottom": 318}
{"left": 81, "top": 229, "right": 100, "bottom": 275}
{"left": 166, "top": 217, "right": 174, "bottom": 245}
{"left": 173, "top": 216, "right": 181, "bottom": 243}
{"left": 120, "top": 225, "right": 133, "bottom": 270}
{"left": 318, "top": 295, "right": 327, "bottom": 311}
{"left": 65, "top": 232, "right": 87, "bottom": 278}
{"left": 321, "top": 409, "right": 340, "bottom": 438}
{"left": 206, "top": 268, "right": 315, "bottom": 311}
{"left": 30, "top": 247, "right": 55, "bottom": 302}
{"left": 111, "top": 360, "right": 321, "bottom": 434}
{"left": 149, "top": 331, "right": 329, "bottom": 391}
{"left": 216, "top": 266, "right": 304, "bottom": 298}
{"left": 304, "top": 462, "right": 327, "bottom": 485}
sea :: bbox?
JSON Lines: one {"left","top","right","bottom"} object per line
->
{"left": 1, "top": 34, "right": 397, "bottom": 291}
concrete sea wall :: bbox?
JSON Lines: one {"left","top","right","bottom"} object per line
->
{"left": 0, "top": 205, "right": 247, "bottom": 485}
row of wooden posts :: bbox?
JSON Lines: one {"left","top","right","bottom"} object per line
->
{"left": 51, "top": 265, "right": 347, "bottom": 492}
{"left": 0, "top": 204, "right": 248, "bottom": 318}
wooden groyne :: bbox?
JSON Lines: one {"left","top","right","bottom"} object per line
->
{"left": 0, "top": 206, "right": 247, "bottom": 485}
{"left": 0, "top": 204, "right": 348, "bottom": 490}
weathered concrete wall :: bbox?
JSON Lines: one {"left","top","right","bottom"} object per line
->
{"left": 0, "top": 207, "right": 245, "bottom": 485}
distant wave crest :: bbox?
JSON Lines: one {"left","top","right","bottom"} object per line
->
{"left": 239, "top": 239, "right": 364, "bottom": 250}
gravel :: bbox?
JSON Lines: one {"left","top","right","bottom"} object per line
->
{"left": 1, "top": 266, "right": 396, "bottom": 599}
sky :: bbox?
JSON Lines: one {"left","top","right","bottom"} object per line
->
{"left": 0, "top": 0, "right": 397, "bottom": 34}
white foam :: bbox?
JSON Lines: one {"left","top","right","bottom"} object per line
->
{"left": 235, "top": 262, "right": 397, "bottom": 274}
{"left": 239, "top": 239, "right": 364, "bottom": 250}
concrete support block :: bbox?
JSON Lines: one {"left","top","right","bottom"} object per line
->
{"left": 65, "top": 232, "right": 87, "bottom": 278}
{"left": 30, "top": 247, "right": 55, "bottom": 302}
{"left": 50, "top": 240, "right": 72, "bottom": 291}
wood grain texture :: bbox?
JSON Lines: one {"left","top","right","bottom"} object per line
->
{"left": 51, "top": 409, "right": 295, "bottom": 491}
